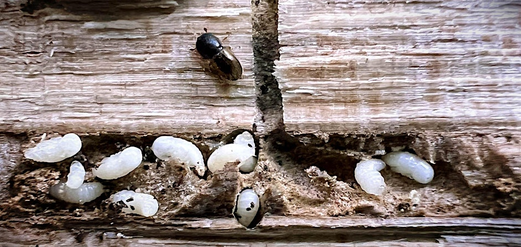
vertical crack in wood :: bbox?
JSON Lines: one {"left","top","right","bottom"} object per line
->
{"left": 251, "top": 0, "right": 284, "bottom": 136}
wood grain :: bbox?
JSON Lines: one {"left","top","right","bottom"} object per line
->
{"left": 2, "top": 217, "right": 520, "bottom": 246}
{"left": 0, "top": 0, "right": 254, "bottom": 135}
{"left": 1, "top": 0, "right": 521, "bottom": 245}
{"left": 0, "top": 134, "right": 22, "bottom": 201}
{"left": 277, "top": 0, "right": 521, "bottom": 134}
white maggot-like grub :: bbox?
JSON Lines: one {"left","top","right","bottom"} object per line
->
{"left": 208, "top": 131, "right": 257, "bottom": 173}
{"left": 66, "top": 161, "right": 85, "bottom": 189}
{"left": 112, "top": 190, "right": 159, "bottom": 217}
{"left": 24, "top": 133, "right": 82, "bottom": 163}
{"left": 151, "top": 136, "right": 206, "bottom": 176}
{"left": 382, "top": 151, "right": 434, "bottom": 184}
{"left": 233, "top": 131, "right": 257, "bottom": 173}
{"left": 207, "top": 144, "right": 255, "bottom": 173}
{"left": 233, "top": 189, "right": 261, "bottom": 228}
{"left": 93, "top": 146, "right": 142, "bottom": 180}
{"left": 50, "top": 181, "right": 104, "bottom": 204}
{"left": 233, "top": 131, "right": 256, "bottom": 150}
{"left": 238, "top": 156, "right": 258, "bottom": 173}
{"left": 354, "top": 159, "right": 387, "bottom": 196}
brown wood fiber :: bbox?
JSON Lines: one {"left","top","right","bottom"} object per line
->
{"left": 0, "top": 0, "right": 520, "bottom": 245}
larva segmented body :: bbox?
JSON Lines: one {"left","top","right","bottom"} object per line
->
{"left": 208, "top": 131, "right": 257, "bottom": 173}
{"left": 151, "top": 136, "right": 206, "bottom": 176}
{"left": 50, "top": 181, "right": 104, "bottom": 204}
{"left": 233, "top": 188, "right": 261, "bottom": 228}
{"left": 66, "top": 161, "right": 85, "bottom": 189}
{"left": 354, "top": 159, "right": 387, "bottom": 196}
{"left": 93, "top": 146, "right": 143, "bottom": 180}
{"left": 208, "top": 144, "right": 255, "bottom": 173}
{"left": 382, "top": 151, "right": 434, "bottom": 184}
{"left": 112, "top": 190, "right": 159, "bottom": 217}
{"left": 24, "top": 133, "right": 82, "bottom": 163}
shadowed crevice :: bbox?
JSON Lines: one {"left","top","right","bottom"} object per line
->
{"left": 251, "top": 0, "right": 284, "bottom": 135}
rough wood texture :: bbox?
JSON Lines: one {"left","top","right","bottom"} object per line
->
{"left": 1, "top": 0, "right": 521, "bottom": 245}
{"left": 0, "top": 0, "right": 254, "bottom": 135}
{"left": 277, "top": 0, "right": 521, "bottom": 134}
{"left": 252, "top": 0, "right": 284, "bottom": 134}
{"left": 2, "top": 217, "right": 520, "bottom": 246}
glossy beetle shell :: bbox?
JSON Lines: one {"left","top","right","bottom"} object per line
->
{"left": 196, "top": 33, "right": 223, "bottom": 59}
{"left": 196, "top": 32, "right": 243, "bottom": 81}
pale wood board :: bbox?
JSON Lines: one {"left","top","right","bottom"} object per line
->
{"left": 1, "top": 217, "right": 520, "bottom": 246}
{"left": 1, "top": 0, "right": 521, "bottom": 246}
{"left": 0, "top": 0, "right": 254, "bottom": 135}
{"left": 277, "top": 0, "right": 521, "bottom": 134}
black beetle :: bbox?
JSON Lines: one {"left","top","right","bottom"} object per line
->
{"left": 196, "top": 32, "right": 243, "bottom": 81}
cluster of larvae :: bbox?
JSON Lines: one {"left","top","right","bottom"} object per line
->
{"left": 23, "top": 131, "right": 261, "bottom": 227}
{"left": 354, "top": 151, "right": 435, "bottom": 196}
{"left": 151, "top": 131, "right": 261, "bottom": 227}
{"left": 25, "top": 133, "right": 158, "bottom": 216}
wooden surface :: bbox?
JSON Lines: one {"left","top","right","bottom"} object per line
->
{"left": 1, "top": 0, "right": 521, "bottom": 246}
{"left": 0, "top": 0, "right": 254, "bottom": 135}
{"left": 277, "top": 0, "right": 521, "bottom": 134}
{"left": 1, "top": 216, "right": 520, "bottom": 246}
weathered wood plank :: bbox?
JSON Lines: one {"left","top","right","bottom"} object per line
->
{"left": 1, "top": 0, "right": 521, "bottom": 245}
{"left": 1, "top": 217, "right": 520, "bottom": 246}
{"left": 277, "top": 0, "right": 521, "bottom": 134}
{"left": 0, "top": 134, "right": 22, "bottom": 201}
{"left": 0, "top": 0, "right": 254, "bottom": 135}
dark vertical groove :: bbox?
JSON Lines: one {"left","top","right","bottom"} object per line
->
{"left": 251, "top": 0, "right": 284, "bottom": 136}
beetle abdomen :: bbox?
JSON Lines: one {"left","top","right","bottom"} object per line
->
{"left": 195, "top": 32, "right": 243, "bottom": 81}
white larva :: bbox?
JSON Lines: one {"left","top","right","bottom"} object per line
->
{"left": 234, "top": 131, "right": 257, "bottom": 173}
{"left": 50, "top": 181, "right": 104, "bottom": 204}
{"left": 233, "top": 189, "right": 261, "bottom": 228}
{"left": 237, "top": 156, "right": 258, "bottom": 173}
{"left": 112, "top": 190, "right": 159, "bottom": 217}
{"left": 409, "top": 189, "right": 421, "bottom": 205}
{"left": 24, "top": 133, "right": 82, "bottom": 163}
{"left": 354, "top": 159, "right": 387, "bottom": 196}
{"left": 66, "top": 161, "right": 86, "bottom": 189}
{"left": 207, "top": 144, "right": 255, "bottom": 173}
{"left": 208, "top": 131, "right": 257, "bottom": 173}
{"left": 151, "top": 136, "right": 206, "bottom": 176}
{"left": 93, "top": 146, "right": 142, "bottom": 180}
{"left": 233, "top": 131, "right": 256, "bottom": 150}
{"left": 382, "top": 151, "right": 434, "bottom": 184}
